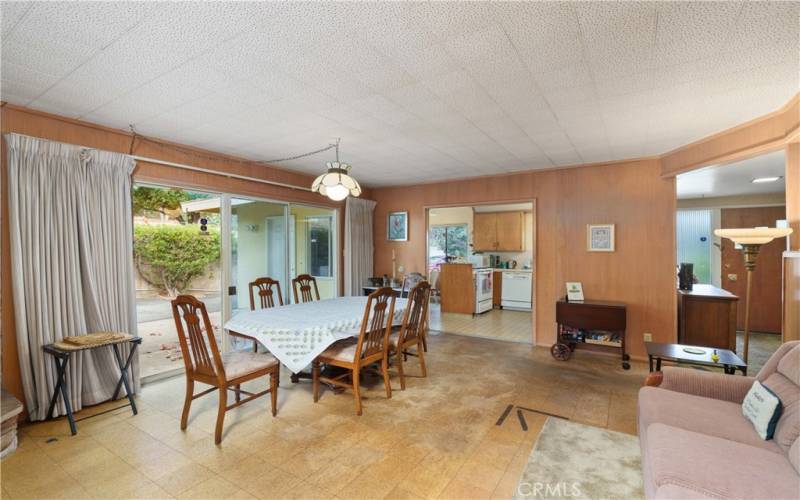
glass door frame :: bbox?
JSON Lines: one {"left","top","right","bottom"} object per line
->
{"left": 220, "top": 195, "right": 340, "bottom": 351}
{"left": 221, "top": 194, "right": 290, "bottom": 352}
{"left": 131, "top": 180, "right": 225, "bottom": 380}
{"left": 289, "top": 204, "right": 338, "bottom": 299}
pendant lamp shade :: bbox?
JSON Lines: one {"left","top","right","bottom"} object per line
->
{"left": 312, "top": 161, "right": 362, "bottom": 201}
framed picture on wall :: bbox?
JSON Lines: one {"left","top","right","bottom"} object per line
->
{"left": 387, "top": 211, "right": 408, "bottom": 241}
{"left": 587, "top": 224, "right": 615, "bottom": 252}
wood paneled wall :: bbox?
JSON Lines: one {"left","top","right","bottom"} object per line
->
{"left": 720, "top": 206, "right": 786, "bottom": 334}
{"left": 784, "top": 252, "right": 800, "bottom": 343}
{"left": 371, "top": 159, "right": 677, "bottom": 358}
{"left": 0, "top": 104, "right": 355, "bottom": 407}
{"left": 785, "top": 143, "right": 800, "bottom": 342}
{"left": 787, "top": 142, "right": 799, "bottom": 251}
{"left": 661, "top": 93, "right": 800, "bottom": 177}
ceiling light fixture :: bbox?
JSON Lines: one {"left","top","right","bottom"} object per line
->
{"left": 311, "top": 138, "right": 362, "bottom": 202}
{"left": 751, "top": 176, "right": 781, "bottom": 183}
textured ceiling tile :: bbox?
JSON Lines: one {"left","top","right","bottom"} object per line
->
{"left": 0, "top": 1, "right": 32, "bottom": 38}
{"left": 576, "top": 2, "right": 658, "bottom": 48}
{"left": 416, "top": 1, "right": 496, "bottom": 40}
{"left": 655, "top": 2, "right": 741, "bottom": 46}
{"left": 393, "top": 43, "right": 462, "bottom": 81}
{"left": 0, "top": 60, "right": 61, "bottom": 101}
{"left": 3, "top": 1, "right": 799, "bottom": 186}
{"left": 444, "top": 24, "right": 516, "bottom": 67}
{"left": 1, "top": 37, "right": 97, "bottom": 79}
{"left": 6, "top": 1, "right": 152, "bottom": 49}
{"left": 352, "top": 2, "right": 442, "bottom": 56}
{"left": 355, "top": 64, "right": 417, "bottom": 93}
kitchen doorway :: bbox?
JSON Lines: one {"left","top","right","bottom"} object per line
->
{"left": 426, "top": 202, "right": 535, "bottom": 344}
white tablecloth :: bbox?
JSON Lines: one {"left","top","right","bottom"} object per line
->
{"left": 223, "top": 296, "right": 407, "bottom": 373}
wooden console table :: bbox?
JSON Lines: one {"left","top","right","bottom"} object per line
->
{"left": 553, "top": 299, "right": 629, "bottom": 370}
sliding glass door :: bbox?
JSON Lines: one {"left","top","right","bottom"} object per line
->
{"left": 228, "top": 198, "right": 290, "bottom": 316}
{"left": 132, "top": 183, "right": 223, "bottom": 380}
{"left": 289, "top": 204, "right": 337, "bottom": 300}
{"left": 224, "top": 199, "right": 338, "bottom": 316}
{"left": 133, "top": 186, "right": 340, "bottom": 381}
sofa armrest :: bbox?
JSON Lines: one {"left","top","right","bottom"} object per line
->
{"left": 659, "top": 367, "right": 755, "bottom": 404}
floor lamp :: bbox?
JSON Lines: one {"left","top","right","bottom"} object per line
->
{"left": 714, "top": 227, "right": 793, "bottom": 363}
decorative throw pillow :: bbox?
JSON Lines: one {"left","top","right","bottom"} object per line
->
{"left": 742, "top": 381, "right": 783, "bottom": 440}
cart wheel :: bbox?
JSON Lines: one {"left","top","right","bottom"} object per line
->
{"left": 623, "top": 353, "right": 630, "bottom": 361}
{"left": 551, "top": 343, "right": 572, "bottom": 361}
{"left": 622, "top": 362, "right": 631, "bottom": 370}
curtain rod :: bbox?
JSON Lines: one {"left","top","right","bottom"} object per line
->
{"left": 3, "top": 132, "right": 313, "bottom": 192}
{"left": 131, "top": 155, "right": 313, "bottom": 192}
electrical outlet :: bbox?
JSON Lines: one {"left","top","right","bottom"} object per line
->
{"left": 643, "top": 332, "right": 653, "bottom": 342}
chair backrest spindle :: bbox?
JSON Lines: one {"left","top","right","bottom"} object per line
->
{"left": 249, "top": 277, "right": 283, "bottom": 310}
{"left": 292, "top": 274, "right": 320, "bottom": 303}
{"left": 399, "top": 281, "right": 431, "bottom": 345}
{"left": 171, "top": 295, "right": 224, "bottom": 380}
{"left": 355, "top": 287, "right": 396, "bottom": 360}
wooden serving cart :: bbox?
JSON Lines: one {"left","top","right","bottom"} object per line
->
{"left": 552, "top": 298, "right": 630, "bottom": 370}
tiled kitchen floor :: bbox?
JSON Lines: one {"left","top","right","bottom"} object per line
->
{"left": 2, "top": 334, "right": 645, "bottom": 499}
{"left": 428, "top": 304, "right": 533, "bottom": 344}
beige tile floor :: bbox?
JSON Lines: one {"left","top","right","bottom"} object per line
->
{"left": 2, "top": 334, "right": 647, "bottom": 500}
{"left": 428, "top": 305, "right": 533, "bottom": 344}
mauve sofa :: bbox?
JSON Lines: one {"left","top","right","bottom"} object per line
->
{"left": 638, "top": 341, "right": 800, "bottom": 499}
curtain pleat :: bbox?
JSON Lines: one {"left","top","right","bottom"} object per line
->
{"left": 344, "top": 197, "right": 377, "bottom": 296}
{"left": 6, "top": 133, "right": 138, "bottom": 420}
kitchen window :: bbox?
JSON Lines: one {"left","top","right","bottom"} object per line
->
{"left": 429, "top": 224, "right": 469, "bottom": 267}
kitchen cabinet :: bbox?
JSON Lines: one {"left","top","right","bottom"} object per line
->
{"left": 440, "top": 264, "right": 475, "bottom": 314}
{"left": 496, "top": 212, "right": 523, "bottom": 251}
{"left": 473, "top": 211, "right": 524, "bottom": 251}
{"left": 473, "top": 213, "right": 497, "bottom": 252}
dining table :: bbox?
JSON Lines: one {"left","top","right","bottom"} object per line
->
{"left": 223, "top": 296, "right": 408, "bottom": 374}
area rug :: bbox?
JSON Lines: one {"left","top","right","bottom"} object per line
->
{"left": 514, "top": 417, "right": 644, "bottom": 500}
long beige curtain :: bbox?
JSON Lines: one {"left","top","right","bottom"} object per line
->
{"left": 6, "top": 133, "right": 138, "bottom": 420}
{"left": 344, "top": 197, "right": 377, "bottom": 296}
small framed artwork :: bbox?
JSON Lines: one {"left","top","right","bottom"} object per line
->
{"left": 565, "top": 282, "right": 584, "bottom": 301}
{"left": 587, "top": 224, "right": 615, "bottom": 252}
{"left": 387, "top": 211, "right": 408, "bottom": 241}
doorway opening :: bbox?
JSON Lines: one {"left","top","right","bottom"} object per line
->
{"left": 425, "top": 202, "right": 535, "bottom": 344}
{"left": 675, "top": 150, "right": 787, "bottom": 373}
{"left": 132, "top": 184, "right": 222, "bottom": 380}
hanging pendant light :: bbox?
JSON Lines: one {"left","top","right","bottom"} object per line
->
{"left": 311, "top": 139, "right": 361, "bottom": 201}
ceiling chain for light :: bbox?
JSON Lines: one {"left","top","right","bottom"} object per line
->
{"left": 127, "top": 124, "right": 340, "bottom": 166}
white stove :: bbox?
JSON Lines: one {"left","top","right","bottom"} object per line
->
{"left": 473, "top": 267, "right": 493, "bottom": 314}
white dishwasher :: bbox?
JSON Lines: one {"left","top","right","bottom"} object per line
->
{"left": 501, "top": 271, "right": 532, "bottom": 310}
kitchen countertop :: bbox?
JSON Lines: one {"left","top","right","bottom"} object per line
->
{"left": 495, "top": 268, "right": 532, "bottom": 273}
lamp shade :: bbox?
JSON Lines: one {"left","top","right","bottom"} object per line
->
{"left": 714, "top": 227, "right": 793, "bottom": 245}
{"left": 311, "top": 161, "right": 362, "bottom": 201}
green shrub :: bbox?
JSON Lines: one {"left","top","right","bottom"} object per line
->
{"left": 134, "top": 225, "right": 220, "bottom": 297}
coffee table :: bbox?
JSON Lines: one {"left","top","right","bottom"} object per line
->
{"left": 645, "top": 341, "right": 747, "bottom": 375}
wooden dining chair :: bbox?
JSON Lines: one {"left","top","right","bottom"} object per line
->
{"left": 292, "top": 274, "right": 320, "bottom": 303}
{"left": 171, "top": 295, "right": 280, "bottom": 445}
{"left": 249, "top": 277, "right": 284, "bottom": 310}
{"left": 389, "top": 281, "right": 431, "bottom": 390}
{"left": 228, "top": 277, "right": 284, "bottom": 353}
{"left": 311, "top": 287, "right": 396, "bottom": 415}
